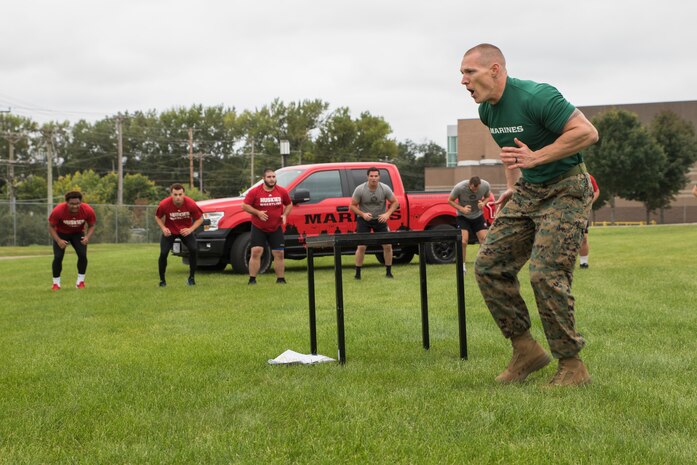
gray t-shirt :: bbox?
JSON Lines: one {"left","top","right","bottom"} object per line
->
{"left": 449, "top": 180, "right": 491, "bottom": 219}
{"left": 352, "top": 182, "right": 394, "bottom": 218}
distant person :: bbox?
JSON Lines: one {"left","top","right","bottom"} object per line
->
{"left": 155, "top": 183, "right": 203, "bottom": 287}
{"left": 48, "top": 191, "right": 96, "bottom": 290}
{"left": 579, "top": 174, "right": 600, "bottom": 268}
{"left": 350, "top": 167, "right": 400, "bottom": 279}
{"left": 448, "top": 176, "right": 491, "bottom": 274}
{"left": 242, "top": 169, "right": 292, "bottom": 285}
{"left": 462, "top": 43, "right": 598, "bottom": 386}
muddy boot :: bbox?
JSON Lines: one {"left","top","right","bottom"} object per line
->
{"left": 495, "top": 331, "right": 552, "bottom": 383}
{"left": 548, "top": 355, "right": 591, "bottom": 387}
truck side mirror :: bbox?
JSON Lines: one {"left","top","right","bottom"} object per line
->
{"left": 293, "top": 189, "right": 311, "bottom": 204}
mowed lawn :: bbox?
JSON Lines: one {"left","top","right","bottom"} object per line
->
{"left": 1, "top": 225, "right": 696, "bottom": 465}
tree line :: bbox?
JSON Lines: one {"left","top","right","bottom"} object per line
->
{"left": 585, "top": 109, "right": 697, "bottom": 223}
{"left": 0, "top": 99, "right": 446, "bottom": 205}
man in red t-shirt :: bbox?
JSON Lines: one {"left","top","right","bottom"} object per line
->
{"left": 242, "top": 168, "right": 292, "bottom": 285}
{"left": 579, "top": 174, "right": 600, "bottom": 268}
{"left": 155, "top": 183, "right": 203, "bottom": 287}
{"left": 48, "top": 191, "right": 97, "bottom": 290}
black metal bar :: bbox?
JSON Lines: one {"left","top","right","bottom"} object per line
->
{"left": 455, "top": 235, "right": 467, "bottom": 359}
{"left": 418, "top": 242, "right": 429, "bottom": 350}
{"left": 334, "top": 245, "right": 346, "bottom": 364}
{"left": 307, "top": 247, "right": 317, "bottom": 355}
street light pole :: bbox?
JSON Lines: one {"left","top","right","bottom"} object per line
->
{"left": 280, "top": 139, "right": 290, "bottom": 168}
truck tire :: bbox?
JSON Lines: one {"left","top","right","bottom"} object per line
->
{"left": 230, "top": 232, "right": 271, "bottom": 274}
{"left": 424, "top": 224, "right": 457, "bottom": 265}
{"left": 376, "top": 248, "right": 415, "bottom": 265}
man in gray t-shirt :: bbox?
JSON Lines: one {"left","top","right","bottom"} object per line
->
{"left": 448, "top": 176, "right": 491, "bottom": 274}
{"left": 349, "top": 167, "right": 399, "bottom": 279}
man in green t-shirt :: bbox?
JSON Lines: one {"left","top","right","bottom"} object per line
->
{"left": 461, "top": 43, "right": 599, "bottom": 387}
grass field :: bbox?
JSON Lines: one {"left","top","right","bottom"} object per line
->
{"left": 1, "top": 225, "right": 696, "bottom": 464}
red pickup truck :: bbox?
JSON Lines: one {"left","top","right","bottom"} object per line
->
{"left": 174, "top": 162, "right": 467, "bottom": 273}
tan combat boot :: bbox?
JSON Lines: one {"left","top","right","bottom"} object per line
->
{"left": 548, "top": 355, "right": 592, "bottom": 387}
{"left": 495, "top": 331, "right": 552, "bottom": 383}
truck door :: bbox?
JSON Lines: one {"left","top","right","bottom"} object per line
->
{"left": 287, "top": 169, "right": 355, "bottom": 244}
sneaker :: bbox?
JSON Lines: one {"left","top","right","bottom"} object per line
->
{"left": 354, "top": 274, "right": 361, "bottom": 280}
{"left": 76, "top": 282, "right": 85, "bottom": 289}
{"left": 579, "top": 263, "right": 589, "bottom": 269}
{"left": 248, "top": 277, "right": 257, "bottom": 285}
{"left": 276, "top": 277, "right": 287, "bottom": 284}
{"left": 187, "top": 277, "right": 196, "bottom": 286}
{"left": 385, "top": 271, "right": 394, "bottom": 279}
{"left": 51, "top": 284, "right": 61, "bottom": 291}
{"left": 159, "top": 281, "right": 167, "bottom": 287}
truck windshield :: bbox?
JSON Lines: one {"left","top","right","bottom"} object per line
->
{"left": 241, "top": 168, "right": 306, "bottom": 196}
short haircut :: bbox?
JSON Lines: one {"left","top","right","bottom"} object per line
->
{"left": 465, "top": 43, "right": 506, "bottom": 68}
{"left": 367, "top": 167, "right": 380, "bottom": 176}
{"left": 65, "top": 191, "right": 83, "bottom": 202}
{"left": 170, "top": 183, "right": 185, "bottom": 192}
{"left": 263, "top": 168, "right": 275, "bottom": 176}
{"left": 469, "top": 176, "right": 481, "bottom": 187}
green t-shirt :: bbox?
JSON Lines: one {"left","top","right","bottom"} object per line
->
{"left": 479, "top": 76, "right": 583, "bottom": 183}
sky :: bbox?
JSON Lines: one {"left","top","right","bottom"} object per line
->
{"left": 2, "top": 0, "right": 696, "bottom": 147}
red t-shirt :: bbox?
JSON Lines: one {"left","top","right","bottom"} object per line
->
{"left": 156, "top": 196, "right": 203, "bottom": 235}
{"left": 48, "top": 203, "right": 97, "bottom": 235}
{"left": 589, "top": 174, "right": 599, "bottom": 193}
{"left": 244, "top": 184, "right": 291, "bottom": 232}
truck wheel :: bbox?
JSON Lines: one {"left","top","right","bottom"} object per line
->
{"left": 376, "top": 248, "right": 415, "bottom": 265}
{"left": 424, "top": 224, "right": 457, "bottom": 264}
{"left": 230, "top": 232, "right": 271, "bottom": 274}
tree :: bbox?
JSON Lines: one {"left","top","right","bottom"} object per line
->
{"left": 394, "top": 140, "right": 446, "bottom": 190}
{"left": 314, "top": 109, "right": 397, "bottom": 163}
{"left": 585, "top": 110, "right": 666, "bottom": 223}
{"left": 649, "top": 111, "right": 697, "bottom": 222}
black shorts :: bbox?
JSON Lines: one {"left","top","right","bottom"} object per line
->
{"left": 356, "top": 217, "right": 389, "bottom": 233}
{"left": 456, "top": 215, "right": 487, "bottom": 238}
{"left": 251, "top": 225, "right": 285, "bottom": 250}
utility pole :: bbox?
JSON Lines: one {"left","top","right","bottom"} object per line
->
{"left": 40, "top": 128, "right": 55, "bottom": 219}
{"left": 1, "top": 130, "right": 24, "bottom": 246}
{"left": 250, "top": 139, "right": 255, "bottom": 186}
{"left": 197, "top": 152, "right": 204, "bottom": 192}
{"left": 116, "top": 115, "right": 124, "bottom": 205}
{"left": 188, "top": 128, "right": 194, "bottom": 189}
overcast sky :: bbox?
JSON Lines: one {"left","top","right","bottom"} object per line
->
{"left": 2, "top": 0, "right": 695, "bottom": 146}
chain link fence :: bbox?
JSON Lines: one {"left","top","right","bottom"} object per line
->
{"left": 0, "top": 201, "right": 161, "bottom": 246}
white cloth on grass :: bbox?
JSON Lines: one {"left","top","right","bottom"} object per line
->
{"left": 268, "top": 349, "right": 335, "bottom": 365}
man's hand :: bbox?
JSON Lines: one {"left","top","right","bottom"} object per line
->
{"left": 57, "top": 239, "right": 69, "bottom": 250}
{"left": 257, "top": 210, "right": 269, "bottom": 221}
{"left": 377, "top": 212, "right": 389, "bottom": 223}
{"left": 362, "top": 212, "right": 373, "bottom": 221}
{"left": 180, "top": 227, "right": 193, "bottom": 237}
{"left": 501, "top": 138, "right": 535, "bottom": 170}
{"left": 162, "top": 227, "right": 172, "bottom": 237}
{"left": 495, "top": 189, "right": 515, "bottom": 210}
{"left": 80, "top": 236, "right": 90, "bottom": 245}
{"left": 281, "top": 214, "right": 287, "bottom": 225}
{"left": 461, "top": 205, "right": 472, "bottom": 215}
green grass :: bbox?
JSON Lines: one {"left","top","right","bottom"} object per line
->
{"left": 1, "top": 225, "right": 696, "bottom": 464}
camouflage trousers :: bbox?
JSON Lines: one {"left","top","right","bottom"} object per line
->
{"left": 475, "top": 173, "right": 594, "bottom": 358}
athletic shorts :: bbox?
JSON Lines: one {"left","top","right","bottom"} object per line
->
{"left": 356, "top": 217, "right": 389, "bottom": 233}
{"left": 251, "top": 225, "right": 285, "bottom": 250}
{"left": 456, "top": 215, "right": 487, "bottom": 238}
